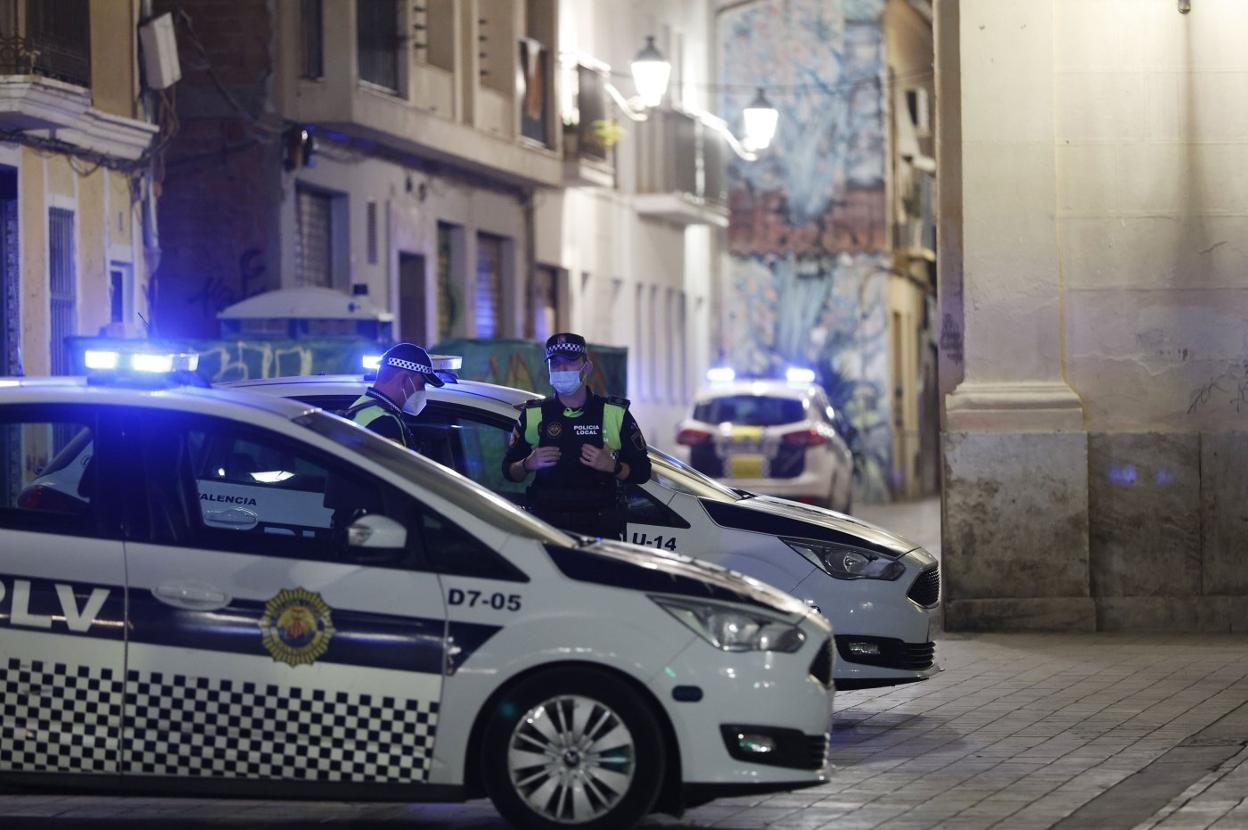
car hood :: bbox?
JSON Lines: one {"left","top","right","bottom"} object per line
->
{"left": 700, "top": 495, "right": 919, "bottom": 558}
{"left": 544, "top": 539, "right": 818, "bottom": 623}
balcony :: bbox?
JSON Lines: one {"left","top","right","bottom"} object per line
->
{"left": 0, "top": 0, "right": 154, "bottom": 160}
{"left": 633, "top": 107, "right": 728, "bottom": 227}
{"left": 285, "top": 0, "right": 562, "bottom": 189}
{"left": 560, "top": 59, "right": 614, "bottom": 188}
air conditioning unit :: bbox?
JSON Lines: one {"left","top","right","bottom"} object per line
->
{"left": 139, "top": 13, "right": 182, "bottom": 90}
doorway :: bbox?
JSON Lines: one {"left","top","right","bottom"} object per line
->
{"left": 398, "top": 252, "right": 427, "bottom": 344}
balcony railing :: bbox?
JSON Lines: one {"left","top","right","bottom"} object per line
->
{"left": 636, "top": 107, "right": 727, "bottom": 207}
{"left": 0, "top": 0, "right": 91, "bottom": 88}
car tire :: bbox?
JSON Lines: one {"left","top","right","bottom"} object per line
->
{"left": 481, "top": 666, "right": 666, "bottom": 830}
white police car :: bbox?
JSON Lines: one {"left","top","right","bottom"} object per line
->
{"left": 227, "top": 364, "right": 939, "bottom": 690}
{"left": 675, "top": 368, "right": 855, "bottom": 513}
{"left": 0, "top": 352, "right": 834, "bottom": 828}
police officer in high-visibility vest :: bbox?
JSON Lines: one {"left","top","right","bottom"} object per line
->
{"left": 502, "top": 332, "right": 652, "bottom": 539}
{"left": 343, "top": 343, "right": 444, "bottom": 448}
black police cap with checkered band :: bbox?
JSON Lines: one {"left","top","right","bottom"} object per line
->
{"left": 545, "top": 332, "right": 587, "bottom": 361}
{"left": 381, "top": 343, "right": 445, "bottom": 387}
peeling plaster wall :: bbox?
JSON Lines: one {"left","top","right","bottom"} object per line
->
{"left": 1056, "top": 0, "right": 1248, "bottom": 433}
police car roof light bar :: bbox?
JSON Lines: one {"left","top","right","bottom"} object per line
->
{"left": 707, "top": 367, "right": 736, "bottom": 383}
{"left": 786, "top": 367, "right": 816, "bottom": 384}
{"left": 83, "top": 350, "right": 119, "bottom": 370}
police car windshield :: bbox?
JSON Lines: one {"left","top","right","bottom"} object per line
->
{"left": 649, "top": 449, "right": 740, "bottom": 502}
{"left": 294, "top": 410, "right": 576, "bottom": 545}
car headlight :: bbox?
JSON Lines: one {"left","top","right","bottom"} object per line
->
{"left": 784, "top": 538, "right": 906, "bottom": 581}
{"left": 650, "top": 596, "right": 806, "bottom": 653}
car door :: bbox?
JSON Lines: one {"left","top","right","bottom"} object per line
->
{"left": 115, "top": 407, "right": 447, "bottom": 787}
{"left": 0, "top": 403, "right": 127, "bottom": 778}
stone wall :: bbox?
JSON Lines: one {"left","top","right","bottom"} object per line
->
{"left": 941, "top": 0, "right": 1248, "bottom": 631}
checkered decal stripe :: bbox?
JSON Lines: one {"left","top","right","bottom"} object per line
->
{"left": 386, "top": 357, "right": 433, "bottom": 374}
{"left": 1, "top": 659, "right": 439, "bottom": 783}
{"left": 0, "top": 658, "right": 122, "bottom": 773}
{"left": 124, "top": 671, "right": 439, "bottom": 782}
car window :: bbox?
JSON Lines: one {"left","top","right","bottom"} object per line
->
{"left": 624, "top": 484, "right": 691, "bottom": 529}
{"left": 0, "top": 405, "right": 100, "bottom": 536}
{"left": 411, "top": 404, "right": 526, "bottom": 504}
{"left": 692, "top": 395, "right": 805, "bottom": 426}
{"left": 419, "top": 509, "right": 527, "bottom": 582}
{"left": 128, "top": 411, "right": 405, "bottom": 564}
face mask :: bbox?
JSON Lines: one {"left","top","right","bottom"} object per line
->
{"left": 549, "top": 369, "right": 583, "bottom": 396}
{"left": 402, "top": 378, "right": 427, "bottom": 417}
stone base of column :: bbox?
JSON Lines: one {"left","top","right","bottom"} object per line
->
{"left": 943, "top": 380, "right": 1090, "bottom": 632}
{"left": 945, "top": 597, "right": 1096, "bottom": 632}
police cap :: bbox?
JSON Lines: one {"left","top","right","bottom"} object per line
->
{"left": 380, "top": 342, "right": 445, "bottom": 387}
{"left": 545, "top": 332, "right": 587, "bottom": 361}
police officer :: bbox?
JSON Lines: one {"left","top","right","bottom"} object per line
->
{"left": 502, "top": 333, "right": 652, "bottom": 539}
{"left": 342, "top": 343, "right": 444, "bottom": 448}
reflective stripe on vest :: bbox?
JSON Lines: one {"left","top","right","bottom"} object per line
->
{"left": 347, "top": 395, "right": 401, "bottom": 435}
{"left": 526, "top": 401, "right": 626, "bottom": 450}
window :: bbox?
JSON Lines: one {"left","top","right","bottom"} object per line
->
{"left": 406, "top": 404, "right": 526, "bottom": 505}
{"left": 475, "top": 233, "right": 504, "bottom": 338}
{"left": 623, "top": 484, "right": 689, "bottom": 529}
{"left": 48, "top": 207, "right": 75, "bottom": 376}
{"left": 530, "top": 264, "right": 561, "bottom": 341}
{"left": 417, "top": 508, "right": 526, "bottom": 581}
{"left": 131, "top": 413, "right": 395, "bottom": 563}
{"left": 366, "top": 200, "right": 378, "bottom": 265}
{"left": 357, "top": 0, "right": 400, "bottom": 92}
{"left": 0, "top": 406, "right": 98, "bottom": 536}
{"left": 24, "top": 0, "right": 90, "bottom": 88}
{"left": 300, "top": 0, "right": 324, "bottom": 79}
{"left": 693, "top": 395, "right": 806, "bottom": 427}
{"left": 295, "top": 186, "right": 334, "bottom": 288}
{"left": 436, "top": 222, "right": 462, "bottom": 340}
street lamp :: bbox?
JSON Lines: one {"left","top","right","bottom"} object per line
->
{"left": 742, "top": 87, "right": 779, "bottom": 151}
{"left": 630, "top": 35, "right": 671, "bottom": 108}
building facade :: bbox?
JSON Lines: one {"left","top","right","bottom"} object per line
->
{"left": 153, "top": 0, "right": 724, "bottom": 450}
{"left": 716, "top": 0, "right": 937, "bottom": 502}
{"left": 940, "top": 0, "right": 1248, "bottom": 630}
{"left": 0, "top": 0, "right": 157, "bottom": 379}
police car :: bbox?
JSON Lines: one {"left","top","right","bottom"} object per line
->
{"left": 674, "top": 368, "right": 855, "bottom": 513}
{"left": 227, "top": 364, "right": 939, "bottom": 690}
{"left": 0, "top": 351, "right": 834, "bottom": 828}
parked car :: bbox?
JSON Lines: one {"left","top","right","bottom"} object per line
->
{"left": 1, "top": 352, "right": 834, "bottom": 829}
{"left": 226, "top": 367, "right": 939, "bottom": 690}
{"left": 674, "top": 369, "right": 854, "bottom": 513}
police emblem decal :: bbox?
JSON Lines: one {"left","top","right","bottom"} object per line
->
{"left": 259, "top": 588, "right": 336, "bottom": 667}
{"left": 546, "top": 421, "right": 563, "bottom": 438}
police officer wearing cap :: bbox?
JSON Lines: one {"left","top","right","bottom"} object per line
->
{"left": 502, "top": 333, "right": 652, "bottom": 539}
{"left": 342, "top": 343, "right": 444, "bottom": 448}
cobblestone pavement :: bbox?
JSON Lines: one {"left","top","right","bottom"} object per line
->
{"left": 7, "top": 632, "right": 1248, "bottom": 829}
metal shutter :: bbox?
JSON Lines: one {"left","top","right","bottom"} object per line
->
{"left": 295, "top": 187, "right": 333, "bottom": 288}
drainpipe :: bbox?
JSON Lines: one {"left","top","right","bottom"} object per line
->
{"left": 139, "top": 0, "right": 162, "bottom": 335}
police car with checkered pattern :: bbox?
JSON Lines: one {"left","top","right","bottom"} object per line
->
{"left": 0, "top": 349, "right": 834, "bottom": 829}
{"left": 227, "top": 359, "right": 940, "bottom": 690}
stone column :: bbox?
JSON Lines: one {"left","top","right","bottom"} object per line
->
{"left": 941, "top": 0, "right": 1093, "bottom": 631}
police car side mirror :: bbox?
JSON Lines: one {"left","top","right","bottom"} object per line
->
{"left": 347, "top": 514, "right": 407, "bottom": 551}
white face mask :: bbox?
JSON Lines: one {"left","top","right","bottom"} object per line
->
{"left": 549, "top": 369, "right": 583, "bottom": 396}
{"left": 402, "top": 377, "right": 427, "bottom": 417}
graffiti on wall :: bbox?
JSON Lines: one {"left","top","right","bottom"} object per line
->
{"left": 434, "top": 338, "right": 628, "bottom": 398}
{"left": 720, "top": 0, "right": 893, "bottom": 501}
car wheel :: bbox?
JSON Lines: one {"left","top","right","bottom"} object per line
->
{"left": 481, "top": 667, "right": 666, "bottom": 830}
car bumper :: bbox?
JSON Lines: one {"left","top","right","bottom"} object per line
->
{"left": 793, "top": 550, "right": 940, "bottom": 686}
{"left": 647, "top": 624, "right": 834, "bottom": 790}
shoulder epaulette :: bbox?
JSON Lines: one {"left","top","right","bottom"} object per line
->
{"left": 606, "top": 396, "right": 630, "bottom": 409}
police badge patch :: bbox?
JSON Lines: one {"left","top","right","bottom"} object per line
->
{"left": 632, "top": 430, "right": 646, "bottom": 451}
{"left": 260, "top": 588, "right": 336, "bottom": 667}
{"left": 546, "top": 421, "right": 563, "bottom": 439}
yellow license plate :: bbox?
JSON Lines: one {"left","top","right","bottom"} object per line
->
{"left": 730, "top": 454, "right": 765, "bottom": 478}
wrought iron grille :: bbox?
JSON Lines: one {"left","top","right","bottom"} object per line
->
{"left": 0, "top": 0, "right": 91, "bottom": 88}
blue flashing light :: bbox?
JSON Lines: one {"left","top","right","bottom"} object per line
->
{"left": 707, "top": 367, "right": 736, "bottom": 383}
{"left": 362, "top": 354, "right": 382, "bottom": 371}
{"left": 786, "top": 367, "right": 816, "bottom": 384}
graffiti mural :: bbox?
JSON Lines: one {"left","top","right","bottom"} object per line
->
{"left": 720, "top": 0, "right": 893, "bottom": 501}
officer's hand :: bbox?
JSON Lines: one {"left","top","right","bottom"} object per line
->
{"left": 580, "top": 445, "right": 616, "bottom": 473}
{"left": 524, "top": 447, "right": 561, "bottom": 471}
